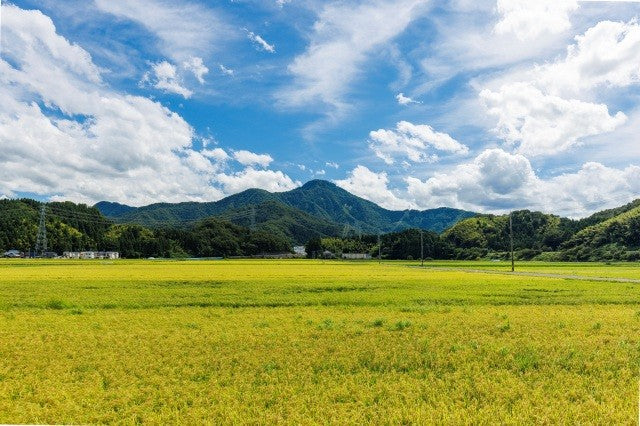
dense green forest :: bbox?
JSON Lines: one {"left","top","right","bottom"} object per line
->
{"left": 305, "top": 229, "right": 451, "bottom": 260}
{"left": 441, "top": 202, "right": 640, "bottom": 261}
{"left": 2, "top": 195, "right": 640, "bottom": 261}
{"left": 0, "top": 200, "right": 290, "bottom": 258}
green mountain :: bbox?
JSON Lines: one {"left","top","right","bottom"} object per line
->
{"left": 0, "top": 199, "right": 111, "bottom": 253}
{"left": 279, "top": 180, "right": 475, "bottom": 234}
{"left": 212, "top": 200, "right": 343, "bottom": 244}
{"left": 442, "top": 210, "right": 576, "bottom": 258}
{"left": 95, "top": 180, "right": 477, "bottom": 242}
{"left": 440, "top": 201, "right": 640, "bottom": 260}
{"left": 573, "top": 199, "right": 640, "bottom": 230}
{"left": 559, "top": 202, "right": 640, "bottom": 261}
{"left": 93, "top": 201, "right": 135, "bottom": 217}
{"left": 0, "top": 199, "right": 293, "bottom": 258}
{"left": 96, "top": 188, "right": 277, "bottom": 227}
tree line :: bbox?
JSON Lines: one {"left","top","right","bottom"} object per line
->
{"left": 3, "top": 199, "right": 640, "bottom": 261}
{"left": 0, "top": 200, "right": 290, "bottom": 258}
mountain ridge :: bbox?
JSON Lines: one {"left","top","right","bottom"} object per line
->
{"left": 94, "top": 179, "right": 477, "bottom": 241}
{"left": 4, "top": 194, "right": 640, "bottom": 260}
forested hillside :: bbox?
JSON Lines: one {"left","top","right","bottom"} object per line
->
{"left": 0, "top": 199, "right": 109, "bottom": 254}
{"left": 441, "top": 201, "right": 640, "bottom": 261}
{"left": 0, "top": 200, "right": 290, "bottom": 258}
{"left": 559, "top": 204, "right": 640, "bottom": 261}
{"left": 96, "top": 180, "right": 477, "bottom": 236}
{"left": 442, "top": 210, "right": 576, "bottom": 259}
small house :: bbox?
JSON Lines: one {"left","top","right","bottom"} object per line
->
{"left": 341, "top": 253, "right": 371, "bottom": 260}
{"left": 3, "top": 250, "right": 23, "bottom": 258}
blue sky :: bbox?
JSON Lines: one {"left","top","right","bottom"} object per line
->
{"left": 1, "top": 0, "right": 640, "bottom": 217}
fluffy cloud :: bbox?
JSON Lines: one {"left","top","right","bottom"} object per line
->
{"left": 279, "top": 0, "right": 427, "bottom": 111}
{"left": 406, "top": 149, "right": 536, "bottom": 210}
{"left": 480, "top": 82, "right": 626, "bottom": 156}
{"left": 182, "top": 57, "right": 209, "bottom": 84}
{"left": 535, "top": 19, "right": 640, "bottom": 95}
{"left": 419, "top": 1, "right": 578, "bottom": 83}
{"left": 201, "top": 148, "right": 230, "bottom": 162}
{"left": 544, "top": 162, "right": 640, "bottom": 216}
{"left": 142, "top": 61, "right": 193, "bottom": 98}
{"left": 335, "top": 166, "right": 413, "bottom": 210}
{"left": 369, "top": 121, "right": 469, "bottom": 164}
{"left": 396, "top": 93, "right": 420, "bottom": 105}
{"left": 427, "top": 2, "right": 640, "bottom": 80}
{"left": 478, "top": 19, "right": 640, "bottom": 157}
{"left": 0, "top": 5, "right": 295, "bottom": 205}
{"left": 494, "top": 0, "right": 578, "bottom": 41}
{"left": 247, "top": 31, "right": 275, "bottom": 53}
{"left": 406, "top": 148, "right": 640, "bottom": 217}
{"left": 217, "top": 168, "right": 299, "bottom": 194}
{"left": 141, "top": 58, "right": 209, "bottom": 97}
{"left": 233, "top": 150, "right": 274, "bottom": 168}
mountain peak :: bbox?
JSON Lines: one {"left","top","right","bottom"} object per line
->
{"left": 95, "top": 179, "right": 477, "bottom": 235}
{"left": 300, "top": 179, "right": 338, "bottom": 190}
{"left": 94, "top": 201, "right": 135, "bottom": 217}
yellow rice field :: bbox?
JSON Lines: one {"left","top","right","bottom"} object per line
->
{"left": 1, "top": 259, "right": 639, "bottom": 423}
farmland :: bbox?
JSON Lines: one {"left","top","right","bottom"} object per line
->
{"left": 1, "top": 259, "right": 639, "bottom": 423}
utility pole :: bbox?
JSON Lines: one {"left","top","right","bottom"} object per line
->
{"left": 420, "top": 229, "right": 424, "bottom": 267}
{"left": 35, "top": 204, "right": 47, "bottom": 257}
{"left": 378, "top": 233, "right": 381, "bottom": 264}
{"left": 509, "top": 212, "right": 514, "bottom": 272}
{"left": 250, "top": 205, "right": 256, "bottom": 231}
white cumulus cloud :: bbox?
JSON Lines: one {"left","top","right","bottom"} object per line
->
{"left": 335, "top": 166, "right": 413, "bottom": 210}
{"left": 201, "top": 148, "right": 230, "bottom": 162}
{"left": 0, "top": 5, "right": 295, "bottom": 205}
{"left": 217, "top": 168, "right": 299, "bottom": 194}
{"left": 369, "top": 121, "right": 469, "bottom": 165}
{"left": 182, "top": 56, "right": 209, "bottom": 84}
{"left": 480, "top": 82, "right": 626, "bottom": 156}
{"left": 396, "top": 93, "right": 421, "bottom": 105}
{"left": 233, "top": 150, "right": 274, "bottom": 168}
{"left": 406, "top": 148, "right": 640, "bottom": 217}
{"left": 480, "top": 18, "right": 640, "bottom": 157}
{"left": 535, "top": 19, "right": 640, "bottom": 95}
{"left": 142, "top": 61, "right": 193, "bottom": 98}
{"left": 494, "top": 0, "right": 579, "bottom": 41}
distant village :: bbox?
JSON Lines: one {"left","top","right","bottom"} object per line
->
{"left": 2, "top": 247, "right": 373, "bottom": 260}
{"left": 2, "top": 250, "right": 120, "bottom": 259}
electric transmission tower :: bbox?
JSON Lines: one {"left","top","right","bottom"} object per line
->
{"left": 35, "top": 204, "right": 47, "bottom": 257}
